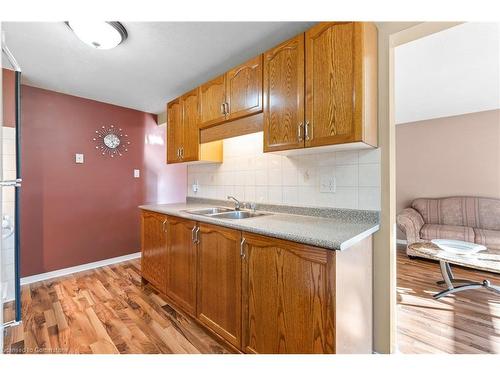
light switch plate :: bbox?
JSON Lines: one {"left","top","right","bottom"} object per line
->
{"left": 134, "top": 169, "right": 140, "bottom": 178}
{"left": 75, "top": 153, "right": 84, "bottom": 164}
{"left": 320, "top": 174, "right": 336, "bottom": 193}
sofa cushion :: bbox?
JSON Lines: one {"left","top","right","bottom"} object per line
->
{"left": 474, "top": 228, "right": 500, "bottom": 250}
{"left": 412, "top": 197, "right": 481, "bottom": 227}
{"left": 476, "top": 198, "right": 500, "bottom": 231}
{"left": 412, "top": 196, "right": 500, "bottom": 231}
{"left": 420, "top": 224, "right": 475, "bottom": 242}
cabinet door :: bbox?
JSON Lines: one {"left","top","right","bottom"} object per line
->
{"left": 166, "top": 98, "right": 183, "bottom": 164}
{"left": 198, "top": 74, "right": 226, "bottom": 128}
{"left": 166, "top": 216, "right": 197, "bottom": 316}
{"left": 197, "top": 224, "right": 242, "bottom": 348}
{"left": 141, "top": 211, "right": 168, "bottom": 294}
{"left": 305, "top": 22, "right": 357, "bottom": 147}
{"left": 180, "top": 89, "right": 199, "bottom": 162}
{"left": 263, "top": 34, "right": 305, "bottom": 152}
{"left": 241, "top": 233, "right": 335, "bottom": 354}
{"left": 226, "top": 55, "right": 263, "bottom": 121}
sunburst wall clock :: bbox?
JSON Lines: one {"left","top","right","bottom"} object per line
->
{"left": 93, "top": 125, "right": 130, "bottom": 157}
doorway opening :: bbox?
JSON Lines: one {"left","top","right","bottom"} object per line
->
{"left": 394, "top": 22, "right": 500, "bottom": 353}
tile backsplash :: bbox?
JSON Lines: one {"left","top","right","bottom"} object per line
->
{"left": 187, "top": 132, "right": 380, "bottom": 210}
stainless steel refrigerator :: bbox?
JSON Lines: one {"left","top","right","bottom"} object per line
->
{"left": 1, "top": 32, "right": 22, "bottom": 332}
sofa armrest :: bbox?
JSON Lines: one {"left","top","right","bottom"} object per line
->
{"left": 397, "top": 208, "right": 425, "bottom": 245}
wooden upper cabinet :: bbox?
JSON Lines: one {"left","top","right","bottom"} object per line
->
{"left": 199, "top": 75, "right": 226, "bottom": 129}
{"left": 166, "top": 98, "right": 183, "bottom": 164}
{"left": 226, "top": 55, "right": 263, "bottom": 121}
{"left": 305, "top": 22, "right": 378, "bottom": 148}
{"left": 167, "top": 89, "right": 222, "bottom": 164}
{"left": 166, "top": 216, "right": 198, "bottom": 316}
{"left": 263, "top": 35, "right": 305, "bottom": 152}
{"left": 198, "top": 55, "right": 263, "bottom": 129}
{"left": 141, "top": 211, "right": 168, "bottom": 294}
{"left": 167, "top": 22, "right": 377, "bottom": 160}
{"left": 241, "top": 233, "right": 335, "bottom": 354}
{"left": 197, "top": 224, "right": 242, "bottom": 349}
{"left": 180, "top": 89, "right": 200, "bottom": 162}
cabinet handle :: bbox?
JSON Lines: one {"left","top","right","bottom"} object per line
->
{"left": 305, "top": 121, "right": 312, "bottom": 141}
{"left": 224, "top": 102, "right": 229, "bottom": 115}
{"left": 162, "top": 219, "right": 168, "bottom": 232}
{"left": 221, "top": 103, "right": 225, "bottom": 115}
{"left": 298, "top": 122, "right": 304, "bottom": 142}
{"left": 191, "top": 225, "right": 197, "bottom": 243}
{"left": 177, "top": 147, "right": 181, "bottom": 159}
{"left": 195, "top": 226, "right": 200, "bottom": 244}
{"left": 240, "top": 237, "right": 246, "bottom": 260}
{"left": 180, "top": 147, "right": 184, "bottom": 159}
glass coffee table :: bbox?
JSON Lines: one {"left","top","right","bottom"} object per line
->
{"left": 408, "top": 241, "right": 500, "bottom": 299}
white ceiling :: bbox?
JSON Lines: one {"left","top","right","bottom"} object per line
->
{"left": 1, "top": 22, "right": 315, "bottom": 114}
{"left": 395, "top": 22, "right": 500, "bottom": 124}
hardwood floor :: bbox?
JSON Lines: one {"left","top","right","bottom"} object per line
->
{"left": 5, "top": 249, "right": 499, "bottom": 354}
{"left": 397, "top": 248, "right": 500, "bottom": 354}
{"left": 2, "top": 259, "right": 231, "bottom": 354}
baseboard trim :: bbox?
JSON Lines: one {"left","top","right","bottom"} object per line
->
{"left": 396, "top": 239, "right": 408, "bottom": 246}
{"left": 20, "top": 252, "right": 141, "bottom": 286}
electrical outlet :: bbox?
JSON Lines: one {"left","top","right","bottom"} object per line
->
{"left": 134, "top": 169, "right": 140, "bottom": 178}
{"left": 192, "top": 180, "right": 199, "bottom": 192}
{"left": 75, "top": 153, "right": 84, "bottom": 164}
{"left": 320, "top": 174, "right": 336, "bottom": 193}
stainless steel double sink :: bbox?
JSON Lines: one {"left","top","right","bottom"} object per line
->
{"left": 183, "top": 207, "right": 270, "bottom": 220}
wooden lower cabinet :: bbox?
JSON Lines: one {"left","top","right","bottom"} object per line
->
{"left": 197, "top": 224, "right": 242, "bottom": 348}
{"left": 241, "top": 232, "right": 335, "bottom": 353}
{"left": 166, "top": 216, "right": 198, "bottom": 316}
{"left": 140, "top": 211, "right": 168, "bottom": 294}
{"left": 141, "top": 211, "right": 373, "bottom": 354}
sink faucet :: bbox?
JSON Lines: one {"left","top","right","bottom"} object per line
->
{"left": 227, "top": 196, "right": 242, "bottom": 210}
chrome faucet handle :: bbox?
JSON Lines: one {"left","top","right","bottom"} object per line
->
{"left": 245, "top": 202, "right": 257, "bottom": 212}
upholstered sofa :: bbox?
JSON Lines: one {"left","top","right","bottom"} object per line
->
{"left": 397, "top": 197, "right": 500, "bottom": 257}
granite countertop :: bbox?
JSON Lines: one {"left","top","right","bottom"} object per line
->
{"left": 139, "top": 198, "right": 379, "bottom": 251}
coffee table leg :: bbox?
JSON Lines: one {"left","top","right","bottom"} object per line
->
{"left": 445, "top": 262, "right": 454, "bottom": 280}
{"left": 434, "top": 282, "right": 484, "bottom": 299}
{"left": 437, "top": 279, "right": 474, "bottom": 285}
{"left": 483, "top": 280, "right": 500, "bottom": 294}
{"left": 437, "top": 262, "right": 474, "bottom": 285}
{"left": 434, "top": 261, "right": 500, "bottom": 299}
{"left": 439, "top": 260, "right": 454, "bottom": 290}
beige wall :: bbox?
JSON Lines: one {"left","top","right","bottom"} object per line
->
{"left": 374, "top": 22, "right": 461, "bottom": 354}
{"left": 396, "top": 109, "right": 500, "bottom": 239}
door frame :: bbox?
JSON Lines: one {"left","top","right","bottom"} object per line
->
{"left": 0, "top": 26, "right": 4, "bottom": 353}
{"left": 374, "top": 21, "right": 462, "bottom": 354}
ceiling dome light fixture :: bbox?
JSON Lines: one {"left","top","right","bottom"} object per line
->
{"left": 66, "top": 21, "right": 127, "bottom": 50}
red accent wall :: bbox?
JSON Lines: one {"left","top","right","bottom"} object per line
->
{"left": 20, "top": 85, "right": 186, "bottom": 276}
{"left": 2, "top": 68, "right": 16, "bottom": 127}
